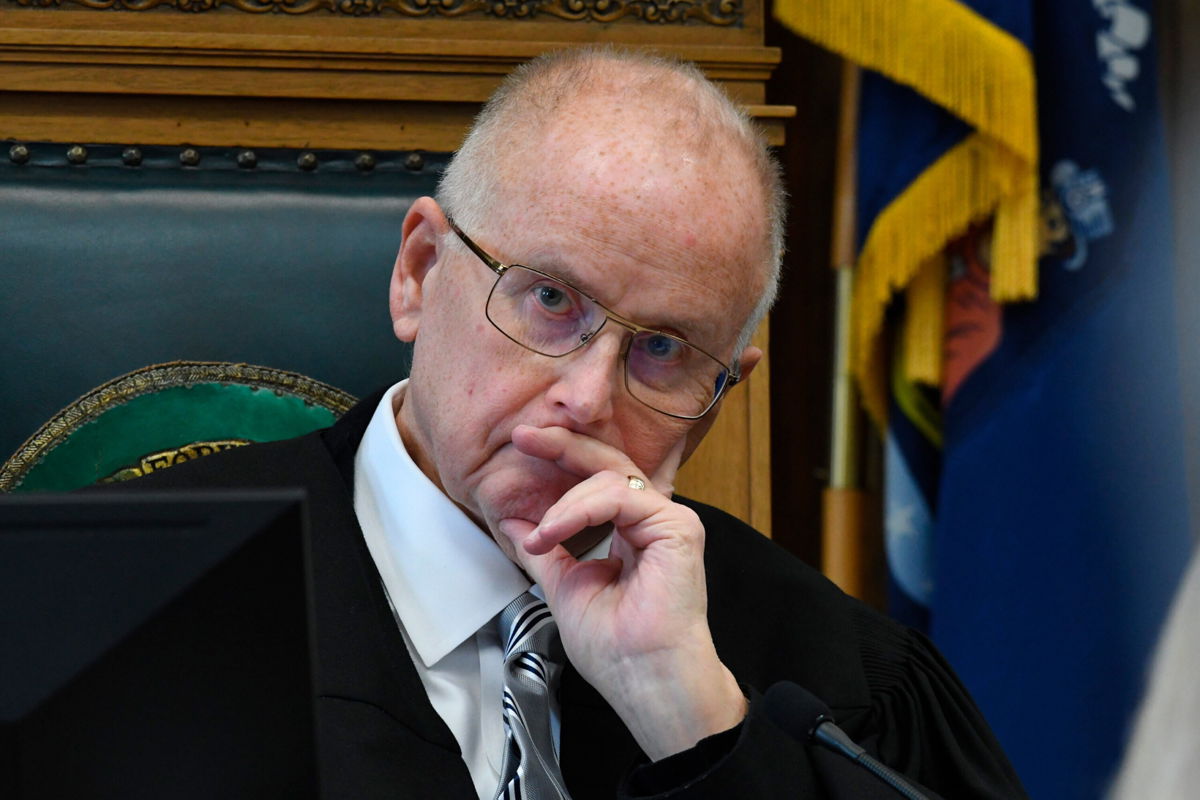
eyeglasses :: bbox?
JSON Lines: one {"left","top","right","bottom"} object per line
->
{"left": 447, "top": 218, "right": 740, "bottom": 420}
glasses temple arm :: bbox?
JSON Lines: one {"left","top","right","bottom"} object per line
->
{"left": 447, "top": 216, "right": 508, "bottom": 275}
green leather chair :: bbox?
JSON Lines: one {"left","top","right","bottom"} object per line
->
{"left": 1, "top": 143, "right": 446, "bottom": 469}
{"left": 0, "top": 361, "right": 356, "bottom": 492}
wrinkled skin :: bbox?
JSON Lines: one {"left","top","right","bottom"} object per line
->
{"left": 387, "top": 84, "right": 770, "bottom": 759}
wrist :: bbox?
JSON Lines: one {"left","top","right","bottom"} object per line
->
{"left": 602, "top": 638, "right": 748, "bottom": 761}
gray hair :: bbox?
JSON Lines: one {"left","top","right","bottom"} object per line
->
{"left": 436, "top": 45, "right": 785, "bottom": 359}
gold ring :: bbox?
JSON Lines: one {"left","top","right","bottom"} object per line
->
{"left": 627, "top": 476, "right": 646, "bottom": 491}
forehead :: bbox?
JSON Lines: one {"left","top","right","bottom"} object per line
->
{"left": 484, "top": 98, "right": 768, "bottom": 351}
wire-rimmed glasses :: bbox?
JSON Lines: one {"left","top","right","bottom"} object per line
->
{"left": 447, "top": 217, "right": 740, "bottom": 420}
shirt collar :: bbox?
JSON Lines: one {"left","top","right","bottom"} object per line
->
{"left": 354, "top": 381, "right": 531, "bottom": 668}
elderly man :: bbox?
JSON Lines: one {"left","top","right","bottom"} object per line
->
{"left": 128, "top": 48, "right": 1025, "bottom": 798}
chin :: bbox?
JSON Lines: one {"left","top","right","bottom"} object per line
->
{"left": 478, "top": 462, "right": 581, "bottom": 529}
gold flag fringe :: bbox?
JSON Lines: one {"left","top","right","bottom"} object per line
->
{"left": 903, "top": 254, "right": 947, "bottom": 388}
{"left": 852, "top": 134, "right": 1038, "bottom": 420}
{"left": 774, "top": 0, "right": 1040, "bottom": 425}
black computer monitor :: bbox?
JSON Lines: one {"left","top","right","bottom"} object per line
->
{"left": 0, "top": 489, "right": 318, "bottom": 799}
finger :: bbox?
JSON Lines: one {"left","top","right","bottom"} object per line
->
{"left": 511, "top": 425, "right": 640, "bottom": 480}
{"left": 529, "top": 472, "right": 687, "bottom": 554}
{"left": 513, "top": 424, "right": 688, "bottom": 497}
{"left": 532, "top": 474, "right": 652, "bottom": 551}
{"left": 497, "top": 517, "right": 574, "bottom": 588}
{"left": 649, "top": 435, "right": 687, "bottom": 497}
{"left": 521, "top": 471, "right": 629, "bottom": 554}
{"left": 496, "top": 516, "right": 536, "bottom": 542}
{"left": 498, "top": 518, "right": 625, "bottom": 604}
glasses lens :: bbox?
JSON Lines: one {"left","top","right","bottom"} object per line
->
{"left": 486, "top": 266, "right": 604, "bottom": 356}
{"left": 486, "top": 265, "right": 732, "bottom": 419}
{"left": 625, "top": 331, "right": 729, "bottom": 418}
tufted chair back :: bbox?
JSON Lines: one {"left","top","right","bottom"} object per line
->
{"left": 1, "top": 144, "right": 445, "bottom": 472}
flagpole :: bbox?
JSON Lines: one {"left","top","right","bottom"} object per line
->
{"left": 822, "top": 60, "right": 869, "bottom": 598}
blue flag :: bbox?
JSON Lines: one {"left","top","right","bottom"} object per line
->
{"left": 932, "top": 3, "right": 1191, "bottom": 797}
{"left": 774, "top": 0, "right": 1192, "bottom": 795}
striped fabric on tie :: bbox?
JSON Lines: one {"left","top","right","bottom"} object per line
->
{"left": 492, "top": 593, "right": 571, "bottom": 800}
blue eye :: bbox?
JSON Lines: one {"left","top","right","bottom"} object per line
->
{"left": 641, "top": 334, "right": 684, "bottom": 362}
{"left": 535, "top": 284, "right": 571, "bottom": 313}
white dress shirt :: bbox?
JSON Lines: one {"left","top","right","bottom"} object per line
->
{"left": 353, "top": 381, "right": 609, "bottom": 799}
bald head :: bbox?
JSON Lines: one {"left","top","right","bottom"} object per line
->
{"left": 437, "top": 47, "right": 784, "bottom": 351}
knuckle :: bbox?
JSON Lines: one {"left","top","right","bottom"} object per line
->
{"left": 675, "top": 506, "right": 704, "bottom": 538}
{"left": 596, "top": 469, "right": 626, "bottom": 486}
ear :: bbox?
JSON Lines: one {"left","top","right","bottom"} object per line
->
{"left": 390, "top": 196, "right": 448, "bottom": 342}
{"left": 735, "top": 344, "right": 763, "bottom": 383}
{"left": 680, "top": 344, "right": 763, "bottom": 464}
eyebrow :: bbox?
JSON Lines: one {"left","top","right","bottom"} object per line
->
{"left": 515, "top": 248, "right": 724, "bottom": 348}
{"left": 515, "top": 248, "right": 598, "bottom": 297}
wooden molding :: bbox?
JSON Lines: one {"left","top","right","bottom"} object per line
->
{"left": 0, "top": 8, "right": 793, "bottom": 148}
{"left": 12, "top": 0, "right": 745, "bottom": 26}
{"left": 0, "top": 0, "right": 782, "bottom": 531}
{"left": 0, "top": 24, "right": 783, "bottom": 97}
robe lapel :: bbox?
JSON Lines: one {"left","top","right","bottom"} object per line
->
{"left": 316, "top": 393, "right": 644, "bottom": 799}
{"left": 295, "top": 405, "right": 478, "bottom": 799}
{"left": 91, "top": 391, "right": 478, "bottom": 798}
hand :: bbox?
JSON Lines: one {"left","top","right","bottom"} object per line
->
{"left": 496, "top": 425, "right": 748, "bottom": 760}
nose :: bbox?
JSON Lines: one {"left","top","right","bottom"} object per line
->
{"left": 543, "top": 327, "right": 624, "bottom": 426}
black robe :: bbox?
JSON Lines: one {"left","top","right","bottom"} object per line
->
{"left": 114, "top": 391, "right": 1027, "bottom": 799}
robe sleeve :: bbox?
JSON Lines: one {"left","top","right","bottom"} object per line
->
{"left": 616, "top": 608, "right": 1027, "bottom": 800}
{"left": 843, "top": 604, "right": 1027, "bottom": 799}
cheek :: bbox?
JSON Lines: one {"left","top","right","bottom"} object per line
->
{"left": 419, "top": 326, "right": 541, "bottom": 447}
{"left": 463, "top": 342, "right": 518, "bottom": 403}
{"left": 420, "top": 307, "right": 501, "bottom": 384}
{"left": 617, "top": 413, "right": 692, "bottom": 475}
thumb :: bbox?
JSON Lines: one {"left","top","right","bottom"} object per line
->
{"left": 497, "top": 517, "right": 572, "bottom": 593}
{"left": 649, "top": 436, "right": 687, "bottom": 497}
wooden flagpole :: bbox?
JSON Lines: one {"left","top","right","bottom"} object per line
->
{"left": 821, "top": 60, "right": 870, "bottom": 598}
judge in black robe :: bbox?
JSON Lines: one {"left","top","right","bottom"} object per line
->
{"left": 116, "top": 389, "right": 1027, "bottom": 799}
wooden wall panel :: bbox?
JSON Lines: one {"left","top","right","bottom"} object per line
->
{"left": 0, "top": 0, "right": 786, "bottom": 534}
{"left": 676, "top": 324, "right": 771, "bottom": 536}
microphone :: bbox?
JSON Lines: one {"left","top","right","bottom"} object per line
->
{"left": 764, "top": 681, "right": 936, "bottom": 800}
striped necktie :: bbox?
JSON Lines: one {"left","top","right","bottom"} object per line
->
{"left": 492, "top": 593, "right": 571, "bottom": 800}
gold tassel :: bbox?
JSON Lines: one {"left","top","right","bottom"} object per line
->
{"left": 903, "top": 254, "right": 947, "bottom": 387}
{"left": 850, "top": 134, "right": 1038, "bottom": 424}
{"left": 774, "top": 0, "right": 1040, "bottom": 424}
{"left": 773, "top": 0, "right": 1037, "bottom": 164}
